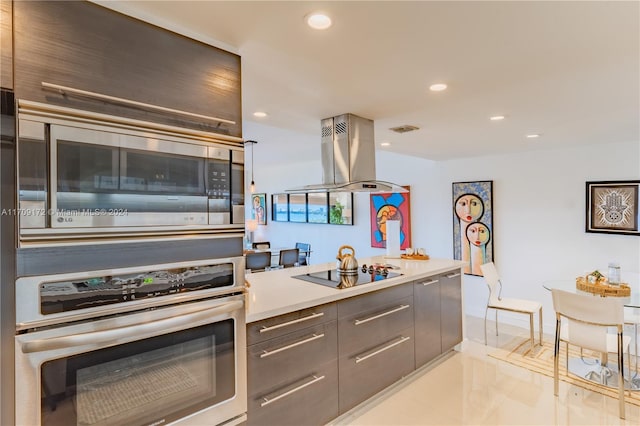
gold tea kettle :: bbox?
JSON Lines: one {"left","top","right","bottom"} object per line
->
{"left": 336, "top": 245, "right": 358, "bottom": 273}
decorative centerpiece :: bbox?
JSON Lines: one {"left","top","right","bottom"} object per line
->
{"left": 401, "top": 247, "right": 429, "bottom": 260}
{"left": 576, "top": 270, "right": 630, "bottom": 297}
{"left": 400, "top": 253, "right": 430, "bottom": 260}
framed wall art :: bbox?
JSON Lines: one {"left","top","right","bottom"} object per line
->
{"left": 329, "top": 192, "right": 353, "bottom": 225}
{"left": 308, "top": 193, "right": 329, "bottom": 223}
{"left": 271, "top": 193, "right": 289, "bottom": 222}
{"left": 452, "top": 181, "right": 493, "bottom": 276}
{"left": 270, "top": 192, "right": 353, "bottom": 225}
{"left": 586, "top": 180, "right": 639, "bottom": 236}
{"left": 251, "top": 193, "right": 267, "bottom": 225}
{"left": 289, "top": 193, "right": 307, "bottom": 223}
{"left": 370, "top": 186, "right": 411, "bottom": 249}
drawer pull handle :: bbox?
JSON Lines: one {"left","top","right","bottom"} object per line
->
{"left": 260, "top": 375, "right": 325, "bottom": 407}
{"left": 41, "top": 82, "right": 236, "bottom": 125}
{"left": 260, "top": 333, "right": 325, "bottom": 358}
{"left": 355, "top": 336, "right": 411, "bottom": 364}
{"left": 421, "top": 279, "right": 439, "bottom": 286}
{"left": 259, "top": 312, "right": 324, "bottom": 333}
{"left": 446, "top": 272, "right": 461, "bottom": 278}
{"left": 354, "top": 304, "right": 410, "bottom": 326}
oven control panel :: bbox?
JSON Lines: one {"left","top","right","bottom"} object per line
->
{"left": 39, "top": 263, "right": 235, "bottom": 315}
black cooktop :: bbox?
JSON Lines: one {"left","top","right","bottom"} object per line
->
{"left": 293, "top": 266, "right": 402, "bottom": 289}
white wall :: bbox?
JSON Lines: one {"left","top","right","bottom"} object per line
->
{"left": 438, "top": 142, "right": 640, "bottom": 333}
{"left": 244, "top": 121, "right": 640, "bottom": 334}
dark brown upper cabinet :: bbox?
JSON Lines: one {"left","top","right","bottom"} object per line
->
{"left": 1, "top": 0, "right": 13, "bottom": 90}
{"left": 13, "top": 1, "right": 242, "bottom": 137}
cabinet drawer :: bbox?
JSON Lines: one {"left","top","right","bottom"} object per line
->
{"left": 247, "top": 303, "right": 336, "bottom": 345}
{"left": 338, "top": 296, "right": 414, "bottom": 355}
{"left": 338, "top": 327, "right": 415, "bottom": 414}
{"left": 337, "top": 283, "right": 412, "bottom": 319}
{"left": 248, "top": 321, "right": 337, "bottom": 397}
{"left": 247, "top": 360, "right": 339, "bottom": 426}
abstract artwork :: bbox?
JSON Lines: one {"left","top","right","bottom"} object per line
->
{"left": 251, "top": 193, "right": 267, "bottom": 225}
{"left": 586, "top": 180, "right": 639, "bottom": 235}
{"left": 370, "top": 187, "right": 411, "bottom": 249}
{"left": 452, "top": 181, "right": 493, "bottom": 276}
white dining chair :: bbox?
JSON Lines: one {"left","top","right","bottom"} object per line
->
{"left": 480, "top": 262, "right": 543, "bottom": 352}
{"left": 551, "top": 289, "right": 630, "bottom": 419}
{"left": 625, "top": 307, "right": 640, "bottom": 385}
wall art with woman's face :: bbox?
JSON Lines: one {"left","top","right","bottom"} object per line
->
{"left": 251, "top": 193, "right": 267, "bottom": 225}
{"left": 452, "top": 181, "right": 493, "bottom": 276}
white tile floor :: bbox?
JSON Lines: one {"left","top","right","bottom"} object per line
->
{"left": 333, "top": 315, "right": 640, "bottom": 425}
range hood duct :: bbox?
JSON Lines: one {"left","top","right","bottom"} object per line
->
{"left": 287, "top": 113, "right": 407, "bottom": 193}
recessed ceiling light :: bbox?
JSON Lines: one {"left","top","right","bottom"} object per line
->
{"left": 429, "top": 83, "right": 447, "bottom": 92}
{"left": 490, "top": 115, "right": 505, "bottom": 121}
{"left": 306, "top": 13, "right": 332, "bottom": 30}
{"left": 380, "top": 142, "right": 391, "bottom": 147}
{"left": 526, "top": 133, "right": 540, "bottom": 138}
{"left": 253, "top": 111, "right": 267, "bottom": 118}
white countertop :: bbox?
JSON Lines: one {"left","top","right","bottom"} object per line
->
{"left": 245, "top": 256, "right": 465, "bottom": 323}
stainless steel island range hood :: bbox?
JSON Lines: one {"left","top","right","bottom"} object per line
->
{"left": 287, "top": 113, "right": 407, "bottom": 193}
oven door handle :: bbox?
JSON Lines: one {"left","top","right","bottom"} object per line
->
{"left": 21, "top": 300, "right": 243, "bottom": 354}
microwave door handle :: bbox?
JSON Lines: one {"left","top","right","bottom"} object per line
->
{"left": 21, "top": 300, "right": 243, "bottom": 354}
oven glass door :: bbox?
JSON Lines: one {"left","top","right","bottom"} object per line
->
{"left": 40, "top": 319, "right": 235, "bottom": 426}
{"left": 50, "top": 124, "right": 210, "bottom": 228}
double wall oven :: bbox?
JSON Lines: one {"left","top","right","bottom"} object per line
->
{"left": 15, "top": 258, "right": 247, "bottom": 426}
{"left": 14, "top": 102, "right": 249, "bottom": 426}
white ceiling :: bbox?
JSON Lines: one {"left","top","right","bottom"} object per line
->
{"left": 97, "top": 1, "right": 639, "bottom": 161}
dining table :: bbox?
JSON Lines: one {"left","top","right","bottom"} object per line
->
{"left": 543, "top": 271, "right": 640, "bottom": 391}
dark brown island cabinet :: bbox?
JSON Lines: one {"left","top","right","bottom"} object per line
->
{"left": 246, "top": 271, "right": 463, "bottom": 425}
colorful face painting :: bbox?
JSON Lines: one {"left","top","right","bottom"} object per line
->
{"left": 251, "top": 193, "right": 267, "bottom": 225}
{"left": 452, "top": 181, "right": 493, "bottom": 276}
{"left": 370, "top": 188, "right": 411, "bottom": 249}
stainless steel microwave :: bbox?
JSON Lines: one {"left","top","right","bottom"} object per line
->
{"left": 17, "top": 102, "right": 245, "bottom": 244}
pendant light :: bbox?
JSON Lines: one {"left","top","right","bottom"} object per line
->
{"left": 245, "top": 140, "right": 258, "bottom": 193}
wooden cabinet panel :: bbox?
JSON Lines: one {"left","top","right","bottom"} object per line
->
{"left": 247, "top": 303, "right": 336, "bottom": 345}
{"left": 414, "top": 276, "right": 442, "bottom": 367}
{"left": 13, "top": 1, "right": 241, "bottom": 137}
{"left": 248, "top": 321, "right": 337, "bottom": 397}
{"left": 247, "top": 360, "right": 339, "bottom": 426}
{"left": 337, "top": 282, "right": 412, "bottom": 318}
{"left": 413, "top": 269, "right": 463, "bottom": 366}
{"left": 338, "top": 295, "right": 413, "bottom": 355}
{"left": 338, "top": 327, "right": 415, "bottom": 414}
{"left": 0, "top": 0, "right": 12, "bottom": 89}
{"left": 337, "top": 283, "right": 415, "bottom": 414}
{"left": 247, "top": 307, "right": 338, "bottom": 426}
{"left": 440, "top": 270, "right": 463, "bottom": 351}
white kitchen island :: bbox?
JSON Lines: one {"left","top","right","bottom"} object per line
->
{"left": 243, "top": 256, "right": 465, "bottom": 426}
{"left": 245, "top": 256, "right": 465, "bottom": 322}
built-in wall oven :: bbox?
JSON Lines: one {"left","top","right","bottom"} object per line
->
{"left": 15, "top": 258, "right": 247, "bottom": 426}
{"left": 17, "top": 101, "right": 245, "bottom": 245}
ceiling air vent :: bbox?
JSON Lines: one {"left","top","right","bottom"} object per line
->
{"left": 389, "top": 125, "right": 419, "bottom": 134}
